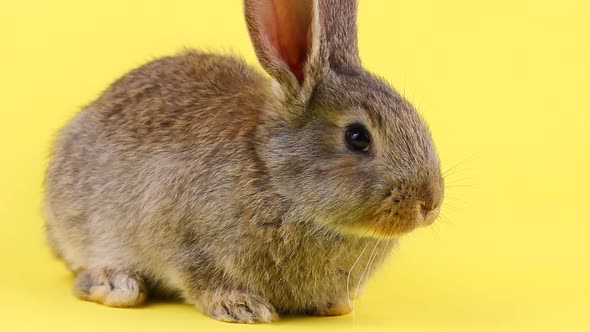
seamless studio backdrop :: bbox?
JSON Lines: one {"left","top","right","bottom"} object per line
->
{"left": 0, "top": 1, "right": 589, "bottom": 331}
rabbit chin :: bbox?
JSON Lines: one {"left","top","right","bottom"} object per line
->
{"left": 334, "top": 217, "right": 423, "bottom": 239}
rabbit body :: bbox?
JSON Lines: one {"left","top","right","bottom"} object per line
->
{"left": 45, "top": 0, "right": 442, "bottom": 323}
{"left": 45, "top": 52, "right": 395, "bottom": 318}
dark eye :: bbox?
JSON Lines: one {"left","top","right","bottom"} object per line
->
{"left": 345, "top": 123, "right": 371, "bottom": 153}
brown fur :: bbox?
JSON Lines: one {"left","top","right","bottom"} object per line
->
{"left": 44, "top": 0, "right": 443, "bottom": 323}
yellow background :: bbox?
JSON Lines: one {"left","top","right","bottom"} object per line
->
{"left": 1, "top": 0, "right": 588, "bottom": 331}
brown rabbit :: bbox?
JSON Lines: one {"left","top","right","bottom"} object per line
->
{"left": 44, "top": 0, "right": 443, "bottom": 323}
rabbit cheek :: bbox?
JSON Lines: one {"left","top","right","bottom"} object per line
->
{"left": 364, "top": 194, "right": 423, "bottom": 237}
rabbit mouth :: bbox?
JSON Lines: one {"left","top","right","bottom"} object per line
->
{"left": 344, "top": 198, "right": 441, "bottom": 238}
{"left": 351, "top": 181, "right": 444, "bottom": 237}
{"left": 335, "top": 212, "right": 426, "bottom": 239}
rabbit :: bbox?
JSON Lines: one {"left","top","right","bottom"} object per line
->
{"left": 44, "top": 0, "right": 444, "bottom": 324}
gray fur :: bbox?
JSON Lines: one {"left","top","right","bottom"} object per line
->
{"left": 44, "top": 0, "right": 443, "bottom": 323}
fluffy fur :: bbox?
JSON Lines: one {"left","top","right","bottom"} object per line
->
{"left": 44, "top": 0, "right": 443, "bottom": 323}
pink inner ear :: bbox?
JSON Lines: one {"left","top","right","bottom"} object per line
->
{"left": 260, "top": 0, "right": 312, "bottom": 84}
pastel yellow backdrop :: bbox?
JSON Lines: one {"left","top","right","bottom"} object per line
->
{"left": 0, "top": 0, "right": 588, "bottom": 331}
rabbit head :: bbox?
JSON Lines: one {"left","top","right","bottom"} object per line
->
{"left": 246, "top": 0, "right": 443, "bottom": 237}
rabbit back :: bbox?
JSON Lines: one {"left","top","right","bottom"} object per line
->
{"left": 44, "top": 51, "right": 273, "bottom": 277}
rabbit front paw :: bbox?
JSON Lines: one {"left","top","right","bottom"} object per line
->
{"left": 74, "top": 268, "right": 147, "bottom": 307}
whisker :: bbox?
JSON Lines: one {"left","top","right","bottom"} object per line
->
{"left": 442, "top": 155, "right": 479, "bottom": 177}
{"left": 442, "top": 195, "right": 472, "bottom": 206}
{"left": 441, "top": 203, "right": 461, "bottom": 213}
{"left": 354, "top": 238, "right": 381, "bottom": 306}
{"left": 346, "top": 239, "right": 372, "bottom": 315}
{"left": 443, "top": 177, "right": 474, "bottom": 185}
{"left": 442, "top": 201, "right": 462, "bottom": 208}
{"left": 444, "top": 192, "right": 469, "bottom": 199}
{"left": 438, "top": 212, "right": 450, "bottom": 221}
{"left": 430, "top": 222, "right": 440, "bottom": 240}
{"left": 445, "top": 184, "right": 476, "bottom": 188}
{"left": 352, "top": 235, "right": 384, "bottom": 324}
{"left": 443, "top": 192, "right": 469, "bottom": 197}
{"left": 438, "top": 212, "right": 455, "bottom": 227}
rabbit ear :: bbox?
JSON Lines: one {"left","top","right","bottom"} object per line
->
{"left": 244, "top": 0, "right": 326, "bottom": 103}
{"left": 320, "top": 0, "right": 360, "bottom": 67}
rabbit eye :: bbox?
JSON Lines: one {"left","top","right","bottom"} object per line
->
{"left": 345, "top": 123, "right": 371, "bottom": 153}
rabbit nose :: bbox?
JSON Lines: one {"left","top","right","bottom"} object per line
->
{"left": 417, "top": 181, "right": 443, "bottom": 226}
{"left": 420, "top": 203, "right": 441, "bottom": 226}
